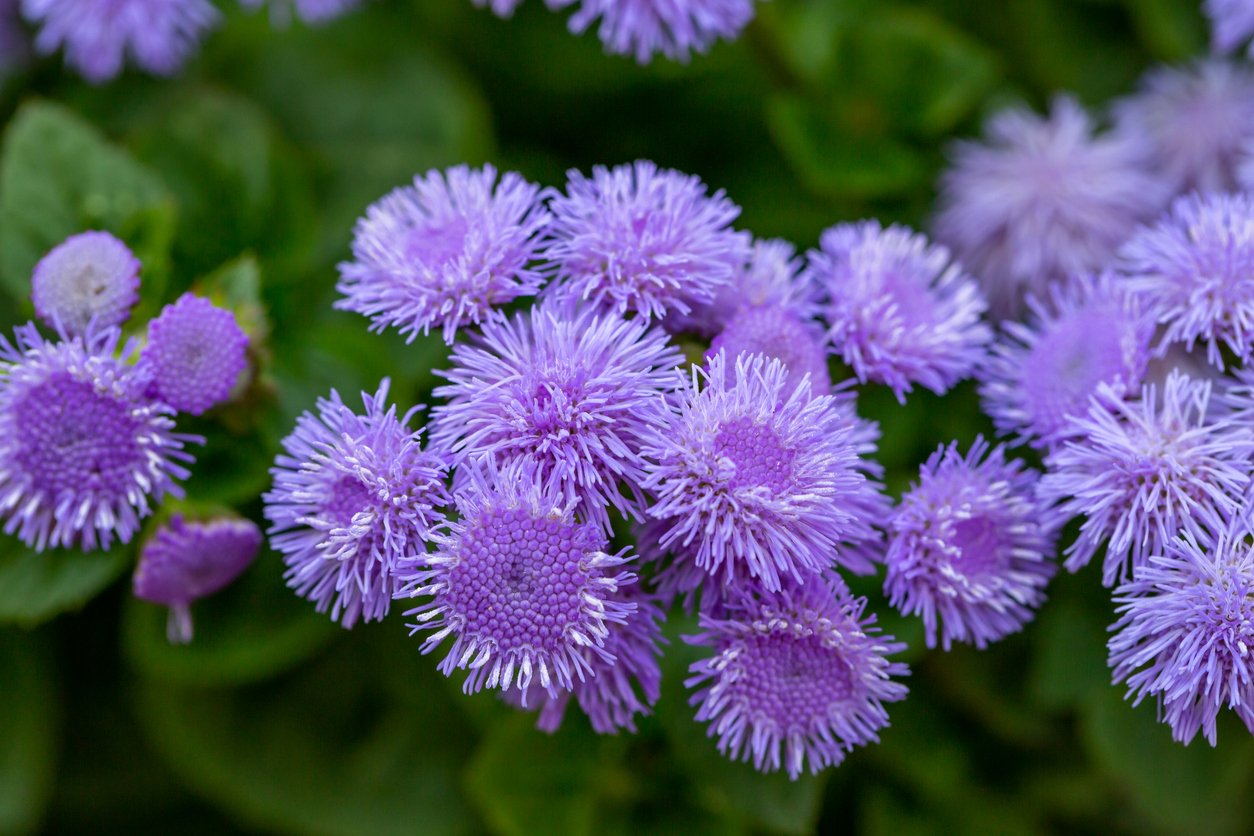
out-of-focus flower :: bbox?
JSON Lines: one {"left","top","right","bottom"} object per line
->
{"left": 473, "top": 0, "right": 523, "bottom": 16}
{"left": 30, "top": 231, "right": 140, "bottom": 336}
{"left": 239, "top": 0, "right": 361, "bottom": 25}
{"left": 1206, "top": 0, "right": 1254, "bottom": 57}
{"left": 141, "top": 293, "right": 249, "bottom": 416}
{"left": 547, "top": 0, "right": 757, "bottom": 64}
{"left": 706, "top": 303, "right": 831, "bottom": 397}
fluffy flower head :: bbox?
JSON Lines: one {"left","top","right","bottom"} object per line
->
{"left": 141, "top": 292, "right": 248, "bottom": 415}
{"left": 547, "top": 0, "right": 757, "bottom": 64}
{"left": 30, "top": 231, "right": 140, "bottom": 336}
{"left": 706, "top": 303, "right": 830, "bottom": 396}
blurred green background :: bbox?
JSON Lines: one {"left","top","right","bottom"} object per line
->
{"left": 0, "top": 0, "right": 1246, "bottom": 834}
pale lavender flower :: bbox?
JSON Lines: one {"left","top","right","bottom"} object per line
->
{"left": 641, "top": 351, "right": 866, "bottom": 592}
{"left": 141, "top": 293, "right": 249, "bottom": 416}
{"left": 978, "top": 271, "right": 1154, "bottom": 449}
{"left": 706, "top": 303, "right": 831, "bottom": 397}
{"left": 1039, "top": 372, "right": 1253, "bottom": 587}
{"left": 132, "top": 514, "right": 262, "bottom": 644}
{"left": 22, "top": 0, "right": 218, "bottom": 83}
{"left": 0, "top": 324, "right": 197, "bottom": 552}
{"left": 337, "top": 165, "right": 550, "bottom": 345}
{"left": 885, "top": 436, "right": 1057, "bottom": 651}
{"left": 264, "top": 379, "right": 450, "bottom": 629}
{"left": 684, "top": 573, "right": 909, "bottom": 780}
{"left": 544, "top": 160, "right": 751, "bottom": 321}
{"left": 1120, "top": 191, "right": 1254, "bottom": 369}
{"left": 933, "top": 95, "right": 1168, "bottom": 319}
{"left": 399, "top": 461, "right": 636, "bottom": 700}
{"left": 429, "top": 300, "right": 682, "bottom": 534}
{"left": 547, "top": 0, "right": 757, "bottom": 64}
{"left": 1109, "top": 527, "right": 1254, "bottom": 745}
{"left": 30, "top": 231, "right": 140, "bottom": 336}
{"left": 1206, "top": 0, "right": 1254, "bottom": 57}
{"left": 811, "top": 220, "right": 991, "bottom": 404}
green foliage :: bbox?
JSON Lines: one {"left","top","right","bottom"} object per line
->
{"left": 0, "top": 538, "right": 132, "bottom": 626}
{"left": 0, "top": 629, "right": 57, "bottom": 836}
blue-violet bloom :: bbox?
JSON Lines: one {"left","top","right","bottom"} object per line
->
{"left": 547, "top": 0, "right": 757, "bottom": 65}
{"left": 1206, "top": 0, "right": 1254, "bottom": 57}
{"left": 141, "top": 292, "right": 249, "bottom": 416}
{"left": 30, "top": 231, "right": 140, "bottom": 336}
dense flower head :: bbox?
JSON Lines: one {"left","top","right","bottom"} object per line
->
{"left": 429, "top": 300, "right": 682, "bottom": 534}
{"left": 264, "top": 379, "right": 450, "bottom": 629}
{"left": 399, "top": 462, "right": 636, "bottom": 700}
{"left": 641, "top": 351, "right": 866, "bottom": 592}
{"left": 22, "top": 0, "right": 219, "bottom": 83}
{"left": 547, "top": 0, "right": 757, "bottom": 64}
{"left": 1120, "top": 191, "right": 1254, "bottom": 369}
{"left": 1039, "top": 372, "right": 1253, "bottom": 587}
{"left": 1109, "top": 527, "right": 1254, "bottom": 745}
{"left": 1206, "top": 0, "right": 1254, "bottom": 57}
{"left": 30, "top": 231, "right": 140, "bottom": 336}
{"left": 706, "top": 303, "right": 831, "bottom": 396}
{"left": 933, "top": 95, "right": 1168, "bottom": 319}
{"left": 141, "top": 292, "right": 248, "bottom": 416}
{"left": 132, "top": 514, "right": 263, "bottom": 644}
{"left": 1113, "top": 59, "right": 1254, "bottom": 197}
{"left": 684, "top": 573, "right": 909, "bottom": 779}
{"left": 337, "top": 164, "right": 550, "bottom": 345}
{"left": 978, "top": 271, "right": 1154, "bottom": 449}
{"left": 810, "top": 220, "right": 991, "bottom": 404}
{"left": 884, "top": 436, "right": 1057, "bottom": 650}
{"left": 0, "top": 324, "right": 196, "bottom": 551}
{"left": 544, "top": 160, "right": 751, "bottom": 321}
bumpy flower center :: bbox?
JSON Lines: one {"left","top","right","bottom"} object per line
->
{"left": 14, "top": 372, "right": 142, "bottom": 498}
{"left": 446, "top": 506, "right": 598, "bottom": 652}
{"left": 714, "top": 417, "right": 794, "bottom": 493}
{"left": 878, "top": 268, "right": 936, "bottom": 328}
{"left": 406, "top": 217, "right": 469, "bottom": 273}
{"left": 323, "top": 476, "right": 385, "bottom": 556}
{"left": 734, "top": 630, "right": 855, "bottom": 724}
{"left": 946, "top": 514, "right": 1010, "bottom": 576}
{"left": 711, "top": 307, "right": 830, "bottom": 393}
{"left": 1023, "top": 308, "right": 1136, "bottom": 436}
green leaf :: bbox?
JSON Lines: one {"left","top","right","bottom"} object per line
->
{"left": 0, "top": 101, "right": 177, "bottom": 303}
{"left": 1120, "top": 0, "right": 1206, "bottom": 62}
{"left": 0, "top": 629, "right": 58, "bottom": 836}
{"left": 123, "top": 544, "right": 341, "bottom": 686}
{"left": 0, "top": 538, "right": 131, "bottom": 626}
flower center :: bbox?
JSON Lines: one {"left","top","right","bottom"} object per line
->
{"left": 713, "top": 417, "right": 794, "bottom": 493}
{"left": 946, "top": 515, "right": 1010, "bottom": 576}
{"left": 736, "top": 631, "right": 855, "bottom": 724}
{"left": 406, "top": 216, "right": 470, "bottom": 274}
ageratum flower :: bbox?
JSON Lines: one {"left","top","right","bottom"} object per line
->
{"left": 337, "top": 165, "right": 550, "bottom": 345}
{"left": 1206, "top": 0, "right": 1254, "bottom": 56}
{"left": 544, "top": 160, "right": 751, "bottom": 321}
{"left": 429, "top": 300, "right": 682, "bottom": 534}
{"left": 264, "top": 379, "right": 450, "bottom": 629}
{"left": 884, "top": 437, "right": 1057, "bottom": 650}
{"left": 0, "top": 324, "right": 197, "bottom": 551}
{"left": 933, "top": 95, "right": 1167, "bottom": 319}
{"left": 30, "top": 231, "right": 140, "bottom": 336}
{"left": 1039, "top": 372, "right": 1253, "bottom": 587}
{"left": 547, "top": 0, "right": 757, "bottom": 64}
{"left": 132, "top": 514, "right": 262, "bottom": 644}
{"left": 706, "top": 303, "right": 831, "bottom": 397}
{"left": 21, "top": 0, "right": 218, "bottom": 83}
{"left": 684, "top": 573, "right": 909, "bottom": 780}
{"left": 399, "top": 462, "right": 636, "bottom": 699}
{"left": 979, "top": 272, "right": 1154, "bottom": 449}
{"left": 1113, "top": 59, "right": 1254, "bottom": 197}
{"left": 641, "top": 351, "right": 866, "bottom": 592}
{"left": 141, "top": 293, "right": 248, "bottom": 416}
{"left": 810, "top": 220, "right": 991, "bottom": 404}
{"left": 1120, "top": 191, "right": 1254, "bottom": 369}
{"left": 1109, "top": 527, "right": 1254, "bottom": 745}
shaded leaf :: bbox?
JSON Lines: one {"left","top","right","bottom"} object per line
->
{"left": 0, "top": 628, "right": 57, "bottom": 836}
{"left": 0, "top": 538, "right": 131, "bottom": 626}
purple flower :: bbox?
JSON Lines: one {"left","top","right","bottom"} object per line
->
{"left": 640, "top": 351, "right": 866, "bottom": 592}
{"left": 978, "top": 271, "right": 1154, "bottom": 449}
{"left": 141, "top": 293, "right": 248, "bottom": 416}
{"left": 1206, "top": 0, "right": 1254, "bottom": 56}
{"left": 239, "top": 0, "right": 360, "bottom": 25}
{"left": 684, "top": 573, "right": 909, "bottom": 779}
{"left": 1039, "top": 372, "right": 1253, "bottom": 587}
{"left": 0, "top": 324, "right": 197, "bottom": 551}
{"left": 264, "top": 379, "right": 450, "bottom": 629}
{"left": 884, "top": 436, "right": 1057, "bottom": 650}
{"left": 1109, "top": 527, "right": 1254, "bottom": 746}
{"left": 21, "top": 0, "right": 218, "bottom": 83}
{"left": 337, "top": 165, "right": 550, "bottom": 346}
{"left": 933, "top": 95, "right": 1168, "bottom": 319}
{"left": 30, "top": 231, "right": 140, "bottom": 336}
{"left": 1120, "top": 191, "right": 1254, "bottom": 370}
{"left": 132, "top": 514, "right": 262, "bottom": 644}
{"left": 429, "top": 300, "right": 681, "bottom": 534}
{"left": 706, "top": 303, "right": 831, "bottom": 397}
{"left": 544, "top": 161, "right": 751, "bottom": 321}
{"left": 399, "top": 461, "right": 636, "bottom": 700}
{"left": 546, "top": 0, "right": 757, "bottom": 64}
{"left": 1113, "top": 59, "right": 1254, "bottom": 197}
{"left": 809, "top": 220, "right": 991, "bottom": 404}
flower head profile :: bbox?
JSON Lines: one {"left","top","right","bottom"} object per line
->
{"left": 132, "top": 514, "right": 262, "bottom": 644}
{"left": 30, "top": 231, "right": 140, "bottom": 336}
{"left": 810, "top": 220, "right": 991, "bottom": 403}
{"left": 337, "top": 165, "right": 551, "bottom": 345}
{"left": 264, "top": 379, "right": 450, "bottom": 629}
{"left": 684, "top": 573, "right": 909, "bottom": 779}
{"left": 933, "top": 95, "right": 1167, "bottom": 318}
{"left": 547, "top": 0, "right": 757, "bottom": 64}
{"left": 544, "top": 160, "right": 750, "bottom": 321}
{"left": 141, "top": 293, "right": 249, "bottom": 416}
{"left": 0, "top": 324, "right": 197, "bottom": 551}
